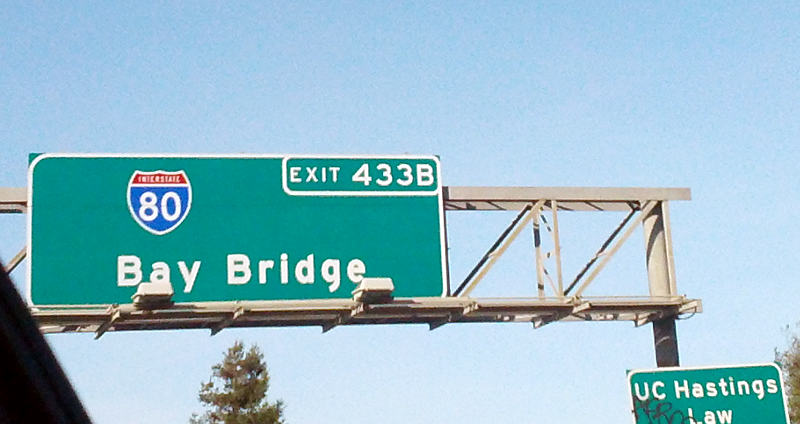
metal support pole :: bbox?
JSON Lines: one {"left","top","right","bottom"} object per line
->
{"left": 652, "top": 318, "right": 679, "bottom": 367}
{"left": 643, "top": 201, "right": 679, "bottom": 367}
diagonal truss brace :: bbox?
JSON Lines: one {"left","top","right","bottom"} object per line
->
{"left": 454, "top": 200, "right": 546, "bottom": 297}
{"left": 567, "top": 201, "right": 657, "bottom": 299}
{"left": 4, "top": 246, "right": 26, "bottom": 274}
{"left": 563, "top": 207, "right": 638, "bottom": 295}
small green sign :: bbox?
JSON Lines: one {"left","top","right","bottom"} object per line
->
{"left": 628, "top": 364, "right": 789, "bottom": 424}
{"left": 28, "top": 154, "right": 447, "bottom": 306}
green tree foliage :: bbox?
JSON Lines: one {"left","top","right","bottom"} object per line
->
{"left": 778, "top": 326, "right": 800, "bottom": 423}
{"left": 191, "top": 341, "right": 284, "bottom": 424}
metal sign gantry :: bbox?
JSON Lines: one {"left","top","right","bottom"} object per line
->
{"left": 1, "top": 185, "right": 700, "bottom": 366}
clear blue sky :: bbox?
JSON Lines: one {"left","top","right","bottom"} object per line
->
{"left": 1, "top": 2, "right": 799, "bottom": 423}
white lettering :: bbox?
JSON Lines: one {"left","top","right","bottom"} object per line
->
{"left": 119, "top": 254, "right": 372, "bottom": 293}
{"left": 692, "top": 383, "right": 705, "bottom": 398}
{"left": 347, "top": 259, "right": 366, "bottom": 283}
{"left": 652, "top": 381, "right": 665, "bottom": 400}
{"left": 716, "top": 410, "right": 732, "bottom": 424}
{"left": 376, "top": 163, "right": 392, "bottom": 186}
{"left": 295, "top": 254, "right": 315, "bottom": 284}
{"left": 117, "top": 255, "right": 142, "bottom": 287}
{"left": 305, "top": 167, "right": 318, "bottom": 182}
{"left": 752, "top": 379, "right": 765, "bottom": 400}
{"left": 719, "top": 378, "right": 730, "bottom": 396}
{"left": 633, "top": 383, "right": 650, "bottom": 401}
{"left": 258, "top": 260, "right": 274, "bottom": 284}
{"left": 737, "top": 380, "right": 750, "bottom": 396}
{"left": 675, "top": 380, "right": 690, "bottom": 399}
{"left": 767, "top": 379, "right": 779, "bottom": 394}
{"left": 227, "top": 254, "right": 251, "bottom": 285}
{"left": 178, "top": 261, "right": 201, "bottom": 293}
{"left": 330, "top": 167, "right": 340, "bottom": 182}
{"left": 706, "top": 382, "right": 718, "bottom": 397}
{"left": 150, "top": 261, "right": 170, "bottom": 284}
{"left": 280, "top": 253, "right": 289, "bottom": 284}
{"left": 138, "top": 192, "right": 159, "bottom": 221}
{"left": 160, "top": 192, "right": 182, "bottom": 221}
{"left": 289, "top": 167, "right": 301, "bottom": 183}
{"left": 396, "top": 164, "right": 413, "bottom": 186}
{"left": 416, "top": 163, "right": 434, "bottom": 186}
{"left": 352, "top": 163, "right": 371, "bottom": 185}
{"left": 321, "top": 259, "right": 341, "bottom": 292}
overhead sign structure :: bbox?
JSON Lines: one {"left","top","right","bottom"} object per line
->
{"left": 28, "top": 154, "right": 447, "bottom": 306}
{"left": 628, "top": 363, "right": 789, "bottom": 424}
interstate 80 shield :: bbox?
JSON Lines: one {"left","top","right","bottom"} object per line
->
{"left": 127, "top": 170, "right": 192, "bottom": 235}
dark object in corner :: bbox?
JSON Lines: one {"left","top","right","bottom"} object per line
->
{"left": 0, "top": 261, "right": 91, "bottom": 424}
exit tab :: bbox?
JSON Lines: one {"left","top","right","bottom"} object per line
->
{"left": 282, "top": 156, "right": 440, "bottom": 196}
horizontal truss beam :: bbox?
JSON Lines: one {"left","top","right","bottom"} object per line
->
{"left": 32, "top": 296, "right": 702, "bottom": 335}
{"left": 444, "top": 186, "right": 690, "bottom": 212}
{"left": 0, "top": 187, "right": 26, "bottom": 213}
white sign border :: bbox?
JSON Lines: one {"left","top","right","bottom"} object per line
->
{"left": 27, "top": 153, "right": 449, "bottom": 306}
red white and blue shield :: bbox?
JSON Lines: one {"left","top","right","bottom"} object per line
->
{"left": 127, "top": 170, "right": 192, "bottom": 235}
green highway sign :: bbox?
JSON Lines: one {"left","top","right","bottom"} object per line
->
{"left": 628, "top": 363, "right": 789, "bottom": 424}
{"left": 28, "top": 154, "right": 447, "bottom": 306}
